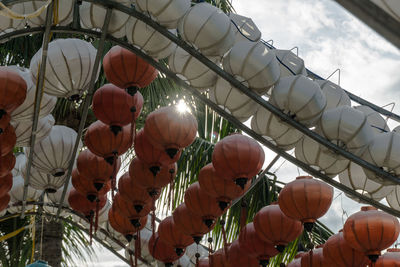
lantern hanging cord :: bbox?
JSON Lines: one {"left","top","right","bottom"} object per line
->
{"left": 0, "top": 0, "right": 52, "bottom": 20}
{"left": 39, "top": 214, "right": 45, "bottom": 259}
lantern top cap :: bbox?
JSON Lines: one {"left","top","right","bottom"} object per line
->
{"left": 295, "top": 175, "right": 313, "bottom": 180}
{"left": 361, "top": 206, "right": 378, "bottom": 211}
{"left": 387, "top": 248, "right": 400, "bottom": 252}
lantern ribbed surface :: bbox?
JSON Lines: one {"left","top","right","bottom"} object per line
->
{"left": 228, "top": 13, "right": 261, "bottom": 43}
{"left": 11, "top": 114, "right": 54, "bottom": 147}
{"left": 355, "top": 105, "right": 390, "bottom": 135}
{"left": 148, "top": 232, "right": 183, "bottom": 264}
{"left": 375, "top": 248, "right": 400, "bottom": 267}
{"left": 157, "top": 216, "right": 194, "bottom": 255}
{"left": 316, "top": 80, "right": 351, "bottom": 110}
{"left": 275, "top": 49, "right": 307, "bottom": 77}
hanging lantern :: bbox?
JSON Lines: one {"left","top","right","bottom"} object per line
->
{"left": 0, "top": 4, "right": 25, "bottom": 34}
{"left": 172, "top": 203, "right": 215, "bottom": 244}
{"left": 222, "top": 41, "right": 280, "bottom": 94}
{"left": 178, "top": 2, "right": 234, "bottom": 56}
{"left": 375, "top": 248, "right": 400, "bottom": 267}
{"left": 295, "top": 135, "right": 350, "bottom": 177}
{"left": 8, "top": 175, "right": 42, "bottom": 213}
{"left": 206, "top": 248, "right": 230, "bottom": 267}
{"left": 71, "top": 199, "right": 112, "bottom": 228}
{"left": 0, "top": 193, "right": 9, "bottom": 212}
{"left": 22, "top": 0, "right": 73, "bottom": 27}
{"left": 315, "top": 80, "right": 351, "bottom": 110}
{"left": 92, "top": 83, "right": 144, "bottom": 134}
{"left": 253, "top": 203, "right": 303, "bottom": 252}
{"left": 80, "top": 1, "right": 130, "bottom": 38}
{"left": 158, "top": 216, "right": 194, "bottom": 256}
{"left": 144, "top": 105, "right": 198, "bottom": 159}
{"left": 9, "top": 66, "right": 56, "bottom": 122}
{"left": 125, "top": 228, "right": 155, "bottom": 264}
{"left": 184, "top": 182, "right": 225, "bottom": 228}
{"left": 0, "top": 113, "right": 10, "bottom": 133}
{"left": 149, "top": 232, "right": 183, "bottom": 267}
{"left": 108, "top": 205, "right": 147, "bottom": 242}
{"left": 45, "top": 182, "right": 73, "bottom": 216}
{"left": 11, "top": 114, "right": 54, "bottom": 147}
{"left": 270, "top": 75, "right": 327, "bottom": 126}
{"left": 239, "top": 223, "right": 279, "bottom": 267}
{"left": 135, "top": 0, "right": 190, "bottom": 29}
{"left": 318, "top": 106, "right": 375, "bottom": 157}
{"left": 287, "top": 258, "right": 301, "bottom": 267}
{"left": 278, "top": 176, "right": 333, "bottom": 231}
{"left": 68, "top": 188, "right": 107, "bottom": 216}
{"left": 300, "top": 247, "right": 332, "bottom": 267}
{"left": 118, "top": 172, "right": 153, "bottom": 206}
{"left": 275, "top": 49, "right": 307, "bottom": 77}
{"left": 227, "top": 240, "right": 259, "bottom": 267}
{"left": 251, "top": 105, "right": 303, "bottom": 150}
{"left": 84, "top": 120, "right": 133, "bottom": 162}
{"left": 71, "top": 169, "right": 111, "bottom": 202}
{"left": 355, "top": 105, "right": 390, "bottom": 134}
{"left": 103, "top": 221, "right": 129, "bottom": 249}
{"left": 198, "top": 163, "right": 250, "bottom": 210}
{"left": 343, "top": 206, "right": 400, "bottom": 262}
{"left": 0, "top": 66, "right": 27, "bottom": 116}
{"left": 30, "top": 38, "right": 98, "bottom": 99}
{"left": 228, "top": 13, "right": 261, "bottom": 43}
{"left": 134, "top": 129, "right": 181, "bottom": 172}
{"left": 12, "top": 153, "right": 26, "bottom": 177}
{"left": 323, "top": 231, "right": 369, "bottom": 267}
{"left": 103, "top": 46, "right": 158, "bottom": 92}
{"left": 126, "top": 17, "right": 177, "bottom": 59}
{"left": 212, "top": 134, "right": 264, "bottom": 189}
{"left": 0, "top": 152, "right": 16, "bottom": 177}
{"left": 168, "top": 46, "right": 219, "bottom": 90}
{"left": 0, "top": 124, "right": 16, "bottom": 157}
{"left": 26, "top": 125, "right": 81, "bottom": 176}
{"left": 209, "top": 77, "right": 258, "bottom": 122}
{"left": 0, "top": 173, "right": 12, "bottom": 198}
{"left": 113, "top": 192, "right": 151, "bottom": 227}
{"left": 25, "top": 260, "right": 51, "bottom": 267}
{"left": 22, "top": 163, "right": 68, "bottom": 193}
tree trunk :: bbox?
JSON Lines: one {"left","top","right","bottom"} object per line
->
{"left": 35, "top": 220, "right": 63, "bottom": 267}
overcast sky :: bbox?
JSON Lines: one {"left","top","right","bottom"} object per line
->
{"left": 76, "top": 0, "right": 400, "bottom": 266}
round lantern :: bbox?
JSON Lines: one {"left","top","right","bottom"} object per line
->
{"left": 251, "top": 105, "right": 303, "bottom": 150}
{"left": 0, "top": 152, "right": 16, "bottom": 178}
{"left": 103, "top": 221, "right": 129, "bottom": 249}
{"left": 228, "top": 13, "right": 261, "bottom": 43}
{"left": 355, "top": 105, "right": 390, "bottom": 134}
{"left": 9, "top": 66, "right": 56, "bottom": 122}
{"left": 135, "top": 0, "right": 191, "bottom": 29}
{"left": 270, "top": 75, "right": 327, "bottom": 126}
{"left": 222, "top": 41, "right": 280, "bottom": 94}
{"left": 315, "top": 80, "right": 351, "bottom": 110}
{"left": 0, "top": 66, "right": 27, "bottom": 115}
{"left": 278, "top": 176, "right": 333, "bottom": 231}
{"left": 227, "top": 240, "right": 259, "bottom": 267}
{"left": 12, "top": 153, "right": 26, "bottom": 177}
{"left": 323, "top": 231, "right": 369, "bottom": 267}
{"left": 168, "top": 46, "right": 219, "bottom": 90}
{"left": 30, "top": 38, "right": 98, "bottom": 99}
{"left": 9, "top": 175, "right": 42, "bottom": 208}
{"left": 158, "top": 216, "right": 194, "bottom": 256}
{"left": 301, "top": 248, "right": 331, "bottom": 267}
{"left": 21, "top": 162, "right": 68, "bottom": 193}
{"left": 340, "top": 162, "right": 394, "bottom": 203}
{"left": 318, "top": 106, "right": 375, "bottom": 157}
{"left": 0, "top": 124, "right": 16, "bottom": 157}
{"left": 0, "top": 4, "right": 25, "bottom": 33}
{"left": 239, "top": 223, "right": 279, "bottom": 267}
{"left": 210, "top": 77, "right": 258, "bottom": 122}
{"left": 0, "top": 193, "right": 10, "bottom": 212}
{"left": 198, "top": 163, "right": 250, "bottom": 210}
{"left": 103, "top": 46, "right": 158, "bottom": 92}
{"left": 375, "top": 248, "right": 400, "bottom": 267}
{"left": 80, "top": 1, "right": 130, "bottom": 38}
{"left": 275, "top": 49, "right": 307, "bottom": 77}
{"left": 108, "top": 206, "right": 146, "bottom": 242}
{"left": 253, "top": 203, "right": 303, "bottom": 252}
{"left": 44, "top": 182, "right": 73, "bottom": 216}
{"left": 71, "top": 169, "right": 111, "bottom": 202}
{"left": 149, "top": 232, "right": 183, "bottom": 266}
{"left": 343, "top": 206, "right": 400, "bottom": 262}
{"left": 22, "top": 1, "right": 73, "bottom": 27}
{"left": 113, "top": 192, "right": 151, "bottom": 227}
{"left": 206, "top": 248, "right": 230, "bottom": 267}
{"left": 212, "top": 134, "right": 264, "bottom": 189}
{"left": 126, "top": 17, "right": 176, "bottom": 60}
{"left": 0, "top": 113, "right": 10, "bottom": 133}
{"left": 11, "top": 114, "right": 54, "bottom": 147}
{"left": 92, "top": 83, "right": 144, "bottom": 134}
{"left": 0, "top": 173, "right": 12, "bottom": 198}
{"left": 172, "top": 203, "right": 215, "bottom": 244}
{"left": 26, "top": 125, "right": 81, "bottom": 176}
{"left": 118, "top": 172, "right": 152, "bottom": 206}
{"left": 178, "top": 2, "right": 234, "bottom": 56}
{"left": 295, "top": 135, "right": 350, "bottom": 177}
{"left": 184, "top": 182, "right": 224, "bottom": 228}
{"left": 144, "top": 105, "right": 198, "bottom": 159}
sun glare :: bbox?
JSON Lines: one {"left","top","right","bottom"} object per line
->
{"left": 176, "top": 99, "right": 190, "bottom": 114}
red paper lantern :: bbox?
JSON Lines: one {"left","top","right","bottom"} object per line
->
{"left": 208, "top": 248, "right": 230, "bottom": 267}
{"left": 0, "top": 113, "right": 10, "bottom": 132}
{"left": 212, "top": 134, "right": 264, "bottom": 189}
{"left": 144, "top": 105, "right": 198, "bottom": 159}
{"left": 148, "top": 232, "right": 183, "bottom": 266}
{"left": 278, "top": 176, "right": 333, "bottom": 231}
{"left": 375, "top": 248, "right": 400, "bottom": 267}
{"left": 92, "top": 83, "right": 143, "bottom": 134}
{"left": 227, "top": 240, "right": 259, "bottom": 267}
{"left": 0, "top": 152, "right": 16, "bottom": 177}
{"left": 0, "top": 173, "right": 12, "bottom": 198}
{"left": 0, "top": 124, "right": 16, "bottom": 157}
{"left": 0, "top": 67, "right": 27, "bottom": 115}
{"left": 103, "top": 46, "right": 158, "bottom": 93}
{"left": 113, "top": 192, "right": 151, "bottom": 227}
{"left": 118, "top": 172, "right": 152, "bottom": 204}
{"left": 253, "top": 203, "right": 303, "bottom": 252}
{"left": 198, "top": 163, "right": 250, "bottom": 210}
{"left": 287, "top": 258, "right": 301, "bottom": 267}
{"left": 301, "top": 247, "right": 334, "bottom": 267}
{"left": 71, "top": 169, "right": 111, "bottom": 202}
{"left": 0, "top": 193, "right": 10, "bottom": 212}
{"left": 343, "top": 206, "right": 400, "bottom": 262}
{"left": 108, "top": 206, "right": 147, "bottom": 242}
{"left": 68, "top": 188, "right": 107, "bottom": 219}
{"left": 158, "top": 216, "right": 194, "bottom": 256}
{"left": 184, "top": 182, "right": 225, "bottom": 228}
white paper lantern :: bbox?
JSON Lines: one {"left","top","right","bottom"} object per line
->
{"left": 80, "top": 1, "right": 130, "bottom": 38}
{"left": 295, "top": 135, "right": 349, "bottom": 177}
{"left": 386, "top": 186, "right": 400, "bottom": 212}
{"left": 12, "top": 153, "right": 27, "bottom": 177}
{"left": 0, "top": 209, "right": 6, "bottom": 217}
{"left": 9, "top": 66, "right": 56, "bottom": 122}
{"left": 275, "top": 49, "right": 307, "bottom": 77}
{"left": 270, "top": 75, "right": 327, "bottom": 126}
{"left": 22, "top": 0, "right": 73, "bottom": 27}
{"left": 228, "top": 13, "right": 261, "bottom": 43}
{"left": 21, "top": 164, "right": 67, "bottom": 193}
{"left": 12, "top": 114, "right": 55, "bottom": 147}
{"left": 354, "top": 105, "right": 390, "bottom": 134}
{"left": 26, "top": 125, "right": 81, "bottom": 177}
{"left": 339, "top": 162, "right": 394, "bottom": 202}
{"left": 8, "top": 175, "right": 42, "bottom": 213}
{"left": 318, "top": 106, "right": 375, "bottom": 157}
{"left": 0, "top": 4, "right": 25, "bottom": 34}
{"left": 178, "top": 2, "right": 234, "bottom": 57}
{"left": 126, "top": 16, "right": 176, "bottom": 59}
{"left": 393, "top": 125, "right": 400, "bottom": 133}
{"left": 43, "top": 182, "right": 72, "bottom": 215}
{"left": 361, "top": 132, "right": 400, "bottom": 185}
{"left": 135, "top": 0, "right": 190, "bottom": 29}
{"left": 30, "top": 38, "right": 98, "bottom": 98}
{"left": 251, "top": 105, "right": 303, "bottom": 150}
{"left": 315, "top": 80, "right": 351, "bottom": 110}
{"left": 223, "top": 41, "right": 280, "bottom": 94}
{"left": 209, "top": 77, "right": 257, "bottom": 122}
{"left": 169, "top": 46, "right": 219, "bottom": 90}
